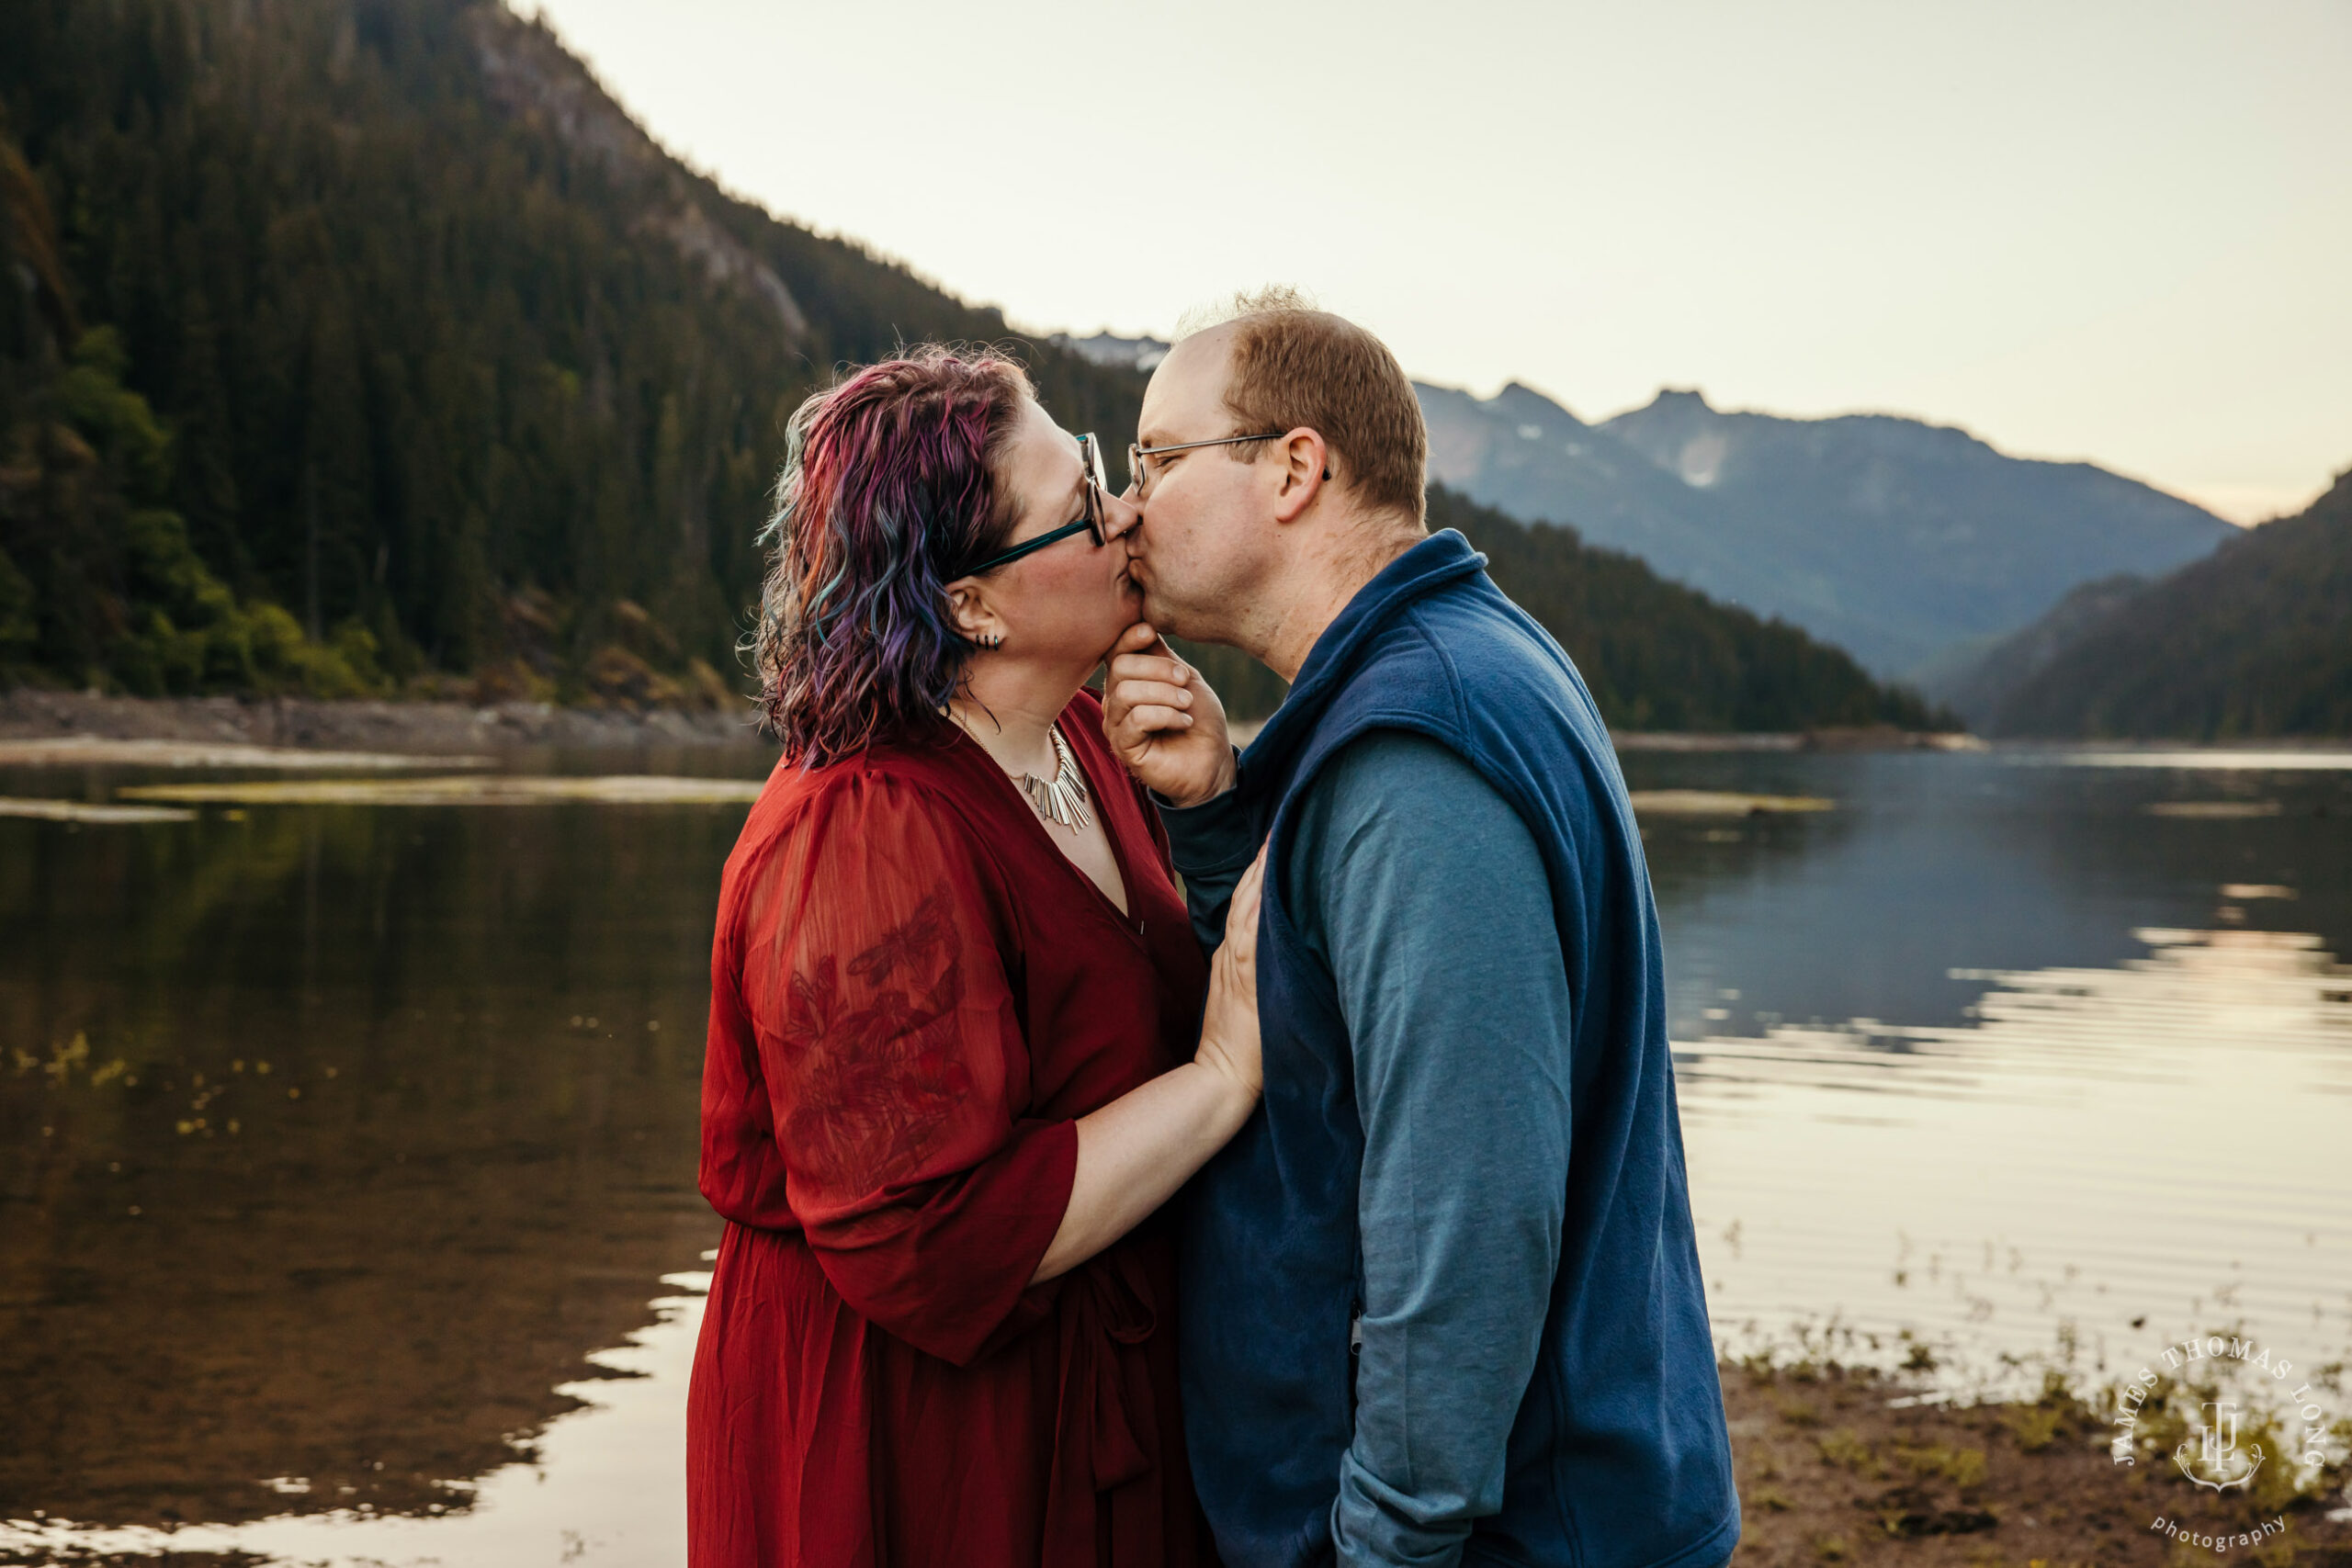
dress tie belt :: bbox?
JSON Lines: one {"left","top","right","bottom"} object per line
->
{"left": 1044, "top": 1242, "right": 1163, "bottom": 1560}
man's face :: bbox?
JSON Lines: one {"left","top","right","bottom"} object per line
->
{"left": 1124, "top": 326, "right": 1273, "bottom": 644}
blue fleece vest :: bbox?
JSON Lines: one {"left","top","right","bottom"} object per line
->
{"left": 1179, "top": 530, "right": 1738, "bottom": 1568}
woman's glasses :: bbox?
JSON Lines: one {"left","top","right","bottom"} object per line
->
{"left": 963, "top": 427, "right": 1295, "bottom": 574}
{"left": 965, "top": 434, "right": 1111, "bottom": 575}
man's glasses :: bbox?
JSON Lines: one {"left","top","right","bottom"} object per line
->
{"left": 1125, "top": 431, "right": 1286, "bottom": 501}
{"left": 965, "top": 434, "right": 1110, "bottom": 575}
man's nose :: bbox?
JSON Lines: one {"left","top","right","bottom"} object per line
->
{"left": 1102, "top": 490, "right": 1143, "bottom": 543}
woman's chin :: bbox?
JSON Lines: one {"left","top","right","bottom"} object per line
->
{"left": 1032, "top": 580, "right": 1147, "bottom": 670}
{"left": 1088, "top": 611, "right": 1144, "bottom": 665}
{"left": 1086, "top": 626, "right": 1133, "bottom": 667}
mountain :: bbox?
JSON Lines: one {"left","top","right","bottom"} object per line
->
{"left": 1945, "top": 468, "right": 2352, "bottom": 738}
{"left": 1427, "top": 486, "right": 1948, "bottom": 733}
{"left": 1419, "top": 381, "right": 2234, "bottom": 679}
{"left": 1050, "top": 332, "right": 1170, "bottom": 373}
{"left": 1923, "top": 573, "right": 2146, "bottom": 728}
{"left": 1182, "top": 483, "right": 1950, "bottom": 731}
{"left": 0, "top": 0, "right": 1146, "bottom": 702}
{"left": 0, "top": 0, "right": 1951, "bottom": 739}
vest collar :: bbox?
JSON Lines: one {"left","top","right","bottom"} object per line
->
{"left": 1238, "top": 528, "right": 1487, "bottom": 788}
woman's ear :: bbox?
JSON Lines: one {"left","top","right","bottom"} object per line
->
{"left": 943, "top": 578, "right": 1000, "bottom": 648}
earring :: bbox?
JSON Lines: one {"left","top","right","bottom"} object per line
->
{"left": 977, "top": 632, "right": 1002, "bottom": 649}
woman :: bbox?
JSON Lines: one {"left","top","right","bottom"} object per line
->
{"left": 688, "top": 346, "right": 1261, "bottom": 1568}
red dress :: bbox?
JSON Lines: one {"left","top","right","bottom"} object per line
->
{"left": 687, "top": 691, "right": 1217, "bottom": 1568}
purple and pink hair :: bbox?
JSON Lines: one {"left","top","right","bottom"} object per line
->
{"left": 751, "top": 347, "right": 1031, "bottom": 762}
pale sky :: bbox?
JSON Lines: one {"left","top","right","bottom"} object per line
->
{"left": 522, "top": 0, "right": 2350, "bottom": 524}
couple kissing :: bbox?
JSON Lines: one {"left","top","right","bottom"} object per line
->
{"left": 686, "top": 290, "right": 1737, "bottom": 1568}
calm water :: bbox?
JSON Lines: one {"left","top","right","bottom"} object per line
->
{"left": 4, "top": 742, "right": 2350, "bottom": 1562}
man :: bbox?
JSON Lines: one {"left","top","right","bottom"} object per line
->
{"left": 1101, "top": 290, "right": 1738, "bottom": 1568}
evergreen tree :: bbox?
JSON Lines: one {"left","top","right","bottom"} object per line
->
{"left": 0, "top": 0, "right": 1946, "bottom": 733}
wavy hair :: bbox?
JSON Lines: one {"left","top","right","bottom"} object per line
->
{"left": 750, "top": 347, "right": 1031, "bottom": 763}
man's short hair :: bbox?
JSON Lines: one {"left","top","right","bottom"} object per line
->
{"left": 1182, "top": 288, "right": 1427, "bottom": 522}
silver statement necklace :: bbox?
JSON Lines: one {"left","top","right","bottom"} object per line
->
{"left": 1017, "top": 728, "right": 1093, "bottom": 831}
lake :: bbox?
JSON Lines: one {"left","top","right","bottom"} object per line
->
{"left": 4, "top": 740, "right": 2348, "bottom": 1563}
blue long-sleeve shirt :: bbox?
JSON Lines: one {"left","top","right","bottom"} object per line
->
{"left": 1166, "top": 729, "right": 1573, "bottom": 1567}
{"left": 1168, "top": 532, "right": 1736, "bottom": 1568}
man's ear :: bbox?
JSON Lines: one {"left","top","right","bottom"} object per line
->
{"left": 1270, "top": 427, "right": 1330, "bottom": 525}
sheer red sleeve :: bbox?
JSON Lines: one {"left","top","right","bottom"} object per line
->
{"left": 735, "top": 768, "right": 1076, "bottom": 1365}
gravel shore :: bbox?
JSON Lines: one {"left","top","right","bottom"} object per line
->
{"left": 0, "top": 689, "right": 766, "bottom": 754}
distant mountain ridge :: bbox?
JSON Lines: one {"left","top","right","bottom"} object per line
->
{"left": 1922, "top": 573, "right": 2146, "bottom": 728}
{"left": 1049, "top": 332, "right": 1169, "bottom": 373}
{"left": 1177, "top": 483, "right": 1951, "bottom": 731}
{"left": 1419, "top": 381, "right": 2233, "bottom": 678}
{"left": 1941, "top": 468, "right": 2352, "bottom": 738}
{"left": 1427, "top": 486, "right": 1949, "bottom": 734}
{"left": 0, "top": 0, "right": 1937, "bottom": 739}
{"left": 1059, "top": 328, "right": 2236, "bottom": 680}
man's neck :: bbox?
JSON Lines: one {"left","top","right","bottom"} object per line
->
{"left": 1256, "top": 525, "right": 1423, "bottom": 684}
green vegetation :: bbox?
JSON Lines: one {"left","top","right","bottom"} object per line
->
{"left": 3, "top": 322, "right": 384, "bottom": 694}
{"left": 1815, "top": 1427, "right": 1879, "bottom": 1473}
{"left": 1969, "top": 471, "right": 2352, "bottom": 738}
{"left": 0, "top": 0, "right": 1141, "bottom": 700}
{"left": 3, "top": 0, "right": 1949, "bottom": 735}
{"left": 1182, "top": 486, "right": 1951, "bottom": 730}
{"left": 1891, "top": 1441, "right": 1986, "bottom": 1490}
{"left": 1437, "top": 487, "right": 1951, "bottom": 733}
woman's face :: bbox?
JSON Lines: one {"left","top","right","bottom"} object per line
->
{"left": 968, "top": 397, "right": 1144, "bottom": 663}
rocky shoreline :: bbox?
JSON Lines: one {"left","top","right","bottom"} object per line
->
{"left": 1720, "top": 1359, "right": 2350, "bottom": 1567}
{"left": 2, "top": 691, "right": 1986, "bottom": 760}
{"left": 0, "top": 688, "right": 767, "bottom": 755}
{"left": 4, "top": 1360, "right": 2342, "bottom": 1564}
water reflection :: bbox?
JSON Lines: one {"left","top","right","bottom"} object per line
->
{"left": 0, "top": 786, "right": 749, "bottom": 1535}
{"left": 1679, "top": 923, "right": 2352, "bottom": 1393}
{"left": 1634, "top": 749, "right": 2352, "bottom": 1039}
{"left": 1633, "top": 749, "right": 2352, "bottom": 1402}
{"left": 3, "top": 745, "right": 2349, "bottom": 1562}
{"left": 3, "top": 1272, "right": 710, "bottom": 1565}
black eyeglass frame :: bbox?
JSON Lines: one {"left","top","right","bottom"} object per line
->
{"left": 1125, "top": 431, "right": 1288, "bottom": 498}
{"left": 964, "top": 434, "right": 1110, "bottom": 576}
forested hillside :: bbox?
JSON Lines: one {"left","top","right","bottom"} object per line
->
{"left": 1184, "top": 487, "right": 1950, "bottom": 730}
{"left": 0, "top": 0, "right": 1144, "bottom": 702}
{"left": 1, "top": 0, "right": 1950, "bottom": 737}
{"left": 1436, "top": 487, "right": 1945, "bottom": 732}
{"left": 1953, "top": 469, "right": 2352, "bottom": 739}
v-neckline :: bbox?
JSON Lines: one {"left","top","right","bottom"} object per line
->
{"left": 955, "top": 716, "right": 1139, "bottom": 935}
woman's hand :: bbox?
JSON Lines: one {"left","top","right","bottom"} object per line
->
{"left": 1102, "top": 622, "right": 1238, "bottom": 808}
{"left": 1028, "top": 844, "right": 1270, "bottom": 1284}
{"left": 1193, "top": 845, "right": 1268, "bottom": 1101}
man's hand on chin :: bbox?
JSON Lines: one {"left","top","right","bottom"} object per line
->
{"left": 1102, "top": 622, "right": 1238, "bottom": 809}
